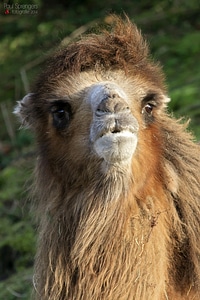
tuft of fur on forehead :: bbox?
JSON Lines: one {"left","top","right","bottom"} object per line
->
{"left": 35, "top": 15, "right": 166, "bottom": 95}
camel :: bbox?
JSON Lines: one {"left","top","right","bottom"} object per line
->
{"left": 14, "top": 15, "right": 200, "bottom": 299}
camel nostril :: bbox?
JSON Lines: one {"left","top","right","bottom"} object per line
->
{"left": 110, "top": 119, "right": 127, "bottom": 134}
{"left": 111, "top": 128, "right": 121, "bottom": 134}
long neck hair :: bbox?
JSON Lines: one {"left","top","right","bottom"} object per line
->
{"left": 31, "top": 118, "right": 200, "bottom": 300}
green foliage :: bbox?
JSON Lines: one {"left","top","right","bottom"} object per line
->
{"left": 14, "top": 129, "right": 34, "bottom": 149}
{"left": 0, "top": 268, "right": 33, "bottom": 300}
{"left": 0, "top": 164, "right": 35, "bottom": 299}
{"left": 0, "top": 1, "right": 199, "bottom": 299}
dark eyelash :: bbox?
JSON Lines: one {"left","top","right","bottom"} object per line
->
{"left": 142, "top": 93, "right": 157, "bottom": 105}
{"left": 50, "top": 100, "right": 71, "bottom": 110}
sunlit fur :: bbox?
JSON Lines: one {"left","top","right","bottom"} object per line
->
{"left": 16, "top": 15, "right": 200, "bottom": 300}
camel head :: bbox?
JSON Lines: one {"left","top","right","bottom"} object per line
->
{"left": 14, "top": 16, "right": 170, "bottom": 183}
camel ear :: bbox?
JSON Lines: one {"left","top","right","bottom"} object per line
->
{"left": 160, "top": 94, "right": 170, "bottom": 109}
{"left": 14, "top": 93, "right": 35, "bottom": 128}
{"left": 152, "top": 94, "right": 170, "bottom": 113}
{"left": 163, "top": 95, "right": 171, "bottom": 104}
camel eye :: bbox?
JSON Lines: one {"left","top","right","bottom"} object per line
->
{"left": 143, "top": 103, "right": 154, "bottom": 115}
{"left": 52, "top": 109, "right": 70, "bottom": 129}
{"left": 142, "top": 93, "right": 157, "bottom": 116}
{"left": 142, "top": 103, "right": 155, "bottom": 116}
{"left": 51, "top": 102, "right": 72, "bottom": 130}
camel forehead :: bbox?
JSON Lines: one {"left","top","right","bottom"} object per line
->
{"left": 54, "top": 70, "right": 142, "bottom": 96}
{"left": 87, "top": 82, "right": 128, "bottom": 111}
{"left": 53, "top": 70, "right": 168, "bottom": 109}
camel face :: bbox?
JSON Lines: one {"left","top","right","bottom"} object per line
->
{"left": 88, "top": 82, "right": 139, "bottom": 164}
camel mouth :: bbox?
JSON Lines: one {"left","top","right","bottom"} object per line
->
{"left": 93, "top": 130, "right": 138, "bottom": 164}
{"left": 98, "top": 125, "right": 137, "bottom": 139}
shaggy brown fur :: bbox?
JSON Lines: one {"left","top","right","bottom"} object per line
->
{"left": 15, "top": 15, "right": 200, "bottom": 299}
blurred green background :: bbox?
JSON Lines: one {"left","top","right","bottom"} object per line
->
{"left": 0, "top": 0, "right": 200, "bottom": 298}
